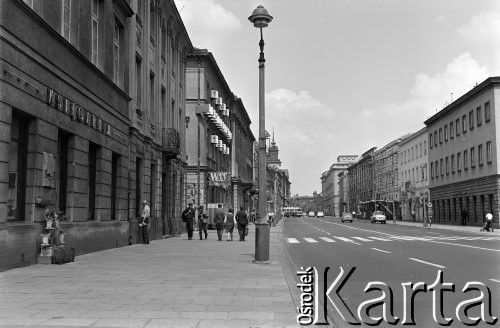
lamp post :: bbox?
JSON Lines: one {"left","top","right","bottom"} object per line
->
{"left": 249, "top": 5, "right": 272, "bottom": 262}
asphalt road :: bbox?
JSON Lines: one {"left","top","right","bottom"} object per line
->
{"left": 281, "top": 216, "right": 500, "bottom": 328}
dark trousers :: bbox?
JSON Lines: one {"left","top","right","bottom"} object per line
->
{"left": 141, "top": 225, "right": 149, "bottom": 244}
{"left": 186, "top": 220, "right": 194, "bottom": 239}
{"left": 216, "top": 222, "right": 223, "bottom": 240}
{"left": 238, "top": 224, "right": 247, "bottom": 241}
{"left": 198, "top": 220, "right": 207, "bottom": 239}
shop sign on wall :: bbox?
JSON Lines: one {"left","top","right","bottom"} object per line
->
{"left": 46, "top": 88, "right": 113, "bottom": 136}
{"left": 208, "top": 172, "right": 231, "bottom": 188}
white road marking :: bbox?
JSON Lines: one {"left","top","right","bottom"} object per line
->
{"left": 334, "top": 237, "right": 362, "bottom": 245}
{"left": 352, "top": 237, "right": 372, "bottom": 242}
{"left": 369, "top": 237, "right": 391, "bottom": 241}
{"left": 319, "top": 237, "right": 336, "bottom": 242}
{"left": 371, "top": 248, "right": 391, "bottom": 254}
{"left": 287, "top": 238, "right": 300, "bottom": 244}
{"left": 426, "top": 240, "right": 500, "bottom": 252}
{"left": 409, "top": 258, "right": 446, "bottom": 269}
{"left": 489, "top": 279, "right": 500, "bottom": 284}
{"left": 304, "top": 238, "right": 318, "bottom": 243}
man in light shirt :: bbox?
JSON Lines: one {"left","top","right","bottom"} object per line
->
{"left": 140, "top": 200, "right": 150, "bottom": 244}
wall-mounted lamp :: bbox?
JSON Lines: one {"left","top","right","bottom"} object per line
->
{"left": 185, "top": 116, "right": 190, "bottom": 127}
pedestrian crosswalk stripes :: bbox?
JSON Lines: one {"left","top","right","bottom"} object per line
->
{"left": 285, "top": 235, "right": 500, "bottom": 245}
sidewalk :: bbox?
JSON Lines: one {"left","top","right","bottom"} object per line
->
{"left": 386, "top": 219, "right": 499, "bottom": 235}
{"left": 0, "top": 224, "right": 300, "bottom": 328}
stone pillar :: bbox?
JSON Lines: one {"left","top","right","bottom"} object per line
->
{"left": 116, "top": 153, "right": 128, "bottom": 221}
{"left": 95, "top": 147, "right": 112, "bottom": 221}
{"left": 66, "top": 135, "right": 89, "bottom": 221}
{"left": 0, "top": 104, "right": 11, "bottom": 223}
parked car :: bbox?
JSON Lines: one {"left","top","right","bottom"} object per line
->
{"left": 341, "top": 213, "right": 353, "bottom": 223}
{"left": 317, "top": 211, "right": 324, "bottom": 218}
{"left": 370, "top": 211, "right": 387, "bottom": 224}
{"left": 296, "top": 211, "right": 304, "bottom": 217}
{"left": 308, "top": 211, "right": 315, "bottom": 217}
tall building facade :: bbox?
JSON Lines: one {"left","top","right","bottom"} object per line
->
{"left": 321, "top": 155, "right": 358, "bottom": 216}
{"left": 338, "top": 170, "right": 350, "bottom": 216}
{"left": 1, "top": 0, "right": 133, "bottom": 270}
{"left": 185, "top": 49, "right": 233, "bottom": 210}
{"left": 265, "top": 135, "right": 291, "bottom": 217}
{"left": 128, "top": 0, "right": 193, "bottom": 239}
{"left": 348, "top": 148, "right": 376, "bottom": 215}
{"left": 424, "top": 77, "right": 499, "bottom": 227}
{"left": 398, "top": 127, "right": 429, "bottom": 222}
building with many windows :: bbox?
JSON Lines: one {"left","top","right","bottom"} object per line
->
{"left": 128, "top": 0, "right": 193, "bottom": 240}
{"left": 1, "top": 0, "right": 133, "bottom": 270}
{"left": 398, "top": 127, "right": 429, "bottom": 222}
{"left": 424, "top": 76, "right": 499, "bottom": 227}
{"left": 320, "top": 155, "right": 358, "bottom": 216}
{"left": 338, "top": 170, "right": 350, "bottom": 216}
{"left": 348, "top": 148, "right": 376, "bottom": 217}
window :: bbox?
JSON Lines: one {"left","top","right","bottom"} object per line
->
{"left": 424, "top": 141, "right": 427, "bottom": 155}
{"left": 434, "top": 131, "right": 437, "bottom": 147}
{"left": 136, "top": 56, "right": 142, "bottom": 112}
{"left": 463, "top": 150, "right": 468, "bottom": 170}
{"left": 457, "top": 152, "right": 461, "bottom": 171}
{"left": 62, "top": 0, "right": 71, "bottom": 41}
{"left": 469, "top": 111, "right": 474, "bottom": 130}
{"left": 135, "top": 157, "right": 143, "bottom": 217}
{"left": 445, "top": 157, "right": 449, "bottom": 175}
{"left": 485, "top": 101, "right": 490, "bottom": 122}
{"left": 478, "top": 144, "right": 483, "bottom": 166}
{"left": 411, "top": 147, "right": 414, "bottom": 160}
{"left": 439, "top": 128, "right": 442, "bottom": 143}
{"left": 150, "top": 2, "right": 156, "bottom": 42}
{"left": 470, "top": 147, "right": 475, "bottom": 168}
{"left": 456, "top": 118, "right": 460, "bottom": 136}
{"left": 435, "top": 161, "right": 438, "bottom": 178}
{"left": 429, "top": 134, "right": 433, "bottom": 149}
{"left": 440, "top": 158, "right": 444, "bottom": 176}
{"left": 451, "top": 154, "right": 455, "bottom": 173}
{"left": 149, "top": 72, "right": 155, "bottom": 121}
{"left": 462, "top": 115, "right": 467, "bottom": 133}
{"left": 91, "top": 0, "right": 99, "bottom": 66}
{"left": 430, "top": 162, "right": 434, "bottom": 179}
{"left": 113, "top": 20, "right": 121, "bottom": 85}
{"left": 476, "top": 106, "right": 482, "bottom": 126}
{"left": 111, "top": 154, "right": 119, "bottom": 220}
{"left": 486, "top": 141, "right": 492, "bottom": 163}
{"left": 161, "top": 26, "right": 166, "bottom": 60}
{"left": 450, "top": 121, "right": 454, "bottom": 139}
{"left": 444, "top": 125, "right": 448, "bottom": 141}
{"left": 419, "top": 143, "right": 422, "bottom": 157}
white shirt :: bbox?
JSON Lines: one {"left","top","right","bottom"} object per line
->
{"left": 486, "top": 213, "right": 493, "bottom": 221}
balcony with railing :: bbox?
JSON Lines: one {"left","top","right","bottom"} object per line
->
{"left": 162, "top": 128, "right": 180, "bottom": 156}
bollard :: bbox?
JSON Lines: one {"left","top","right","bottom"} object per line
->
{"left": 255, "top": 222, "right": 270, "bottom": 262}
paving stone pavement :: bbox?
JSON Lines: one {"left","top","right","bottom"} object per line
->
{"left": 0, "top": 224, "right": 301, "bottom": 328}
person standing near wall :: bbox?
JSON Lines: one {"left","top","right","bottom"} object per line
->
{"left": 140, "top": 200, "right": 150, "bottom": 244}
{"left": 214, "top": 204, "right": 225, "bottom": 241}
{"left": 236, "top": 206, "right": 249, "bottom": 242}
{"left": 182, "top": 203, "right": 196, "bottom": 240}
{"left": 198, "top": 205, "right": 208, "bottom": 240}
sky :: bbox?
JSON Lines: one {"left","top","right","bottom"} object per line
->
{"left": 174, "top": 0, "right": 500, "bottom": 196}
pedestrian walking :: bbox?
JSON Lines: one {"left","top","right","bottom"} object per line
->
{"left": 461, "top": 210, "right": 468, "bottom": 226}
{"left": 198, "top": 205, "right": 208, "bottom": 240}
{"left": 236, "top": 206, "right": 249, "bottom": 241}
{"left": 214, "top": 204, "right": 225, "bottom": 241}
{"left": 481, "top": 212, "right": 494, "bottom": 232}
{"left": 250, "top": 211, "right": 256, "bottom": 223}
{"left": 182, "top": 203, "right": 196, "bottom": 240}
{"left": 139, "top": 200, "right": 150, "bottom": 244}
{"left": 224, "top": 208, "right": 236, "bottom": 241}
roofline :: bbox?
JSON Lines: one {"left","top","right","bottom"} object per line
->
{"left": 170, "top": 0, "right": 194, "bottom": 50}
{"left": 424, "top": 76, "right": 500, "bottom": 125}
{"left": 187, "top": 49, "right": 232, "bottom": 98}
{"left": 398, "top": 126, "right": 428, "bottom": 146}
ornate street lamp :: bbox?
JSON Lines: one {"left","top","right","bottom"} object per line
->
{"left": 249, "top": 5, "right": 273, "bottom": 262}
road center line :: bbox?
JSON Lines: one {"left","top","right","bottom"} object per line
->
{"left": 409, "top": 257, "right": 446, "bottom": 269}
{"left": 371, "top": 248, "right": 391, "bottom": 254}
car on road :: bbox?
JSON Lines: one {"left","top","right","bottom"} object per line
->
{"left": 371, "top": 211, "right": 387, "bottom": 224}
{"left": 308, "top": 211, "right": 315, "bottom": 217}
{"left": 296, "top": 210, "right": 304, "bottom": 217}
{"left": 316, "top": 211, "right": 324, "bottom": 218}
{"left": 341, "top": 213, "right": 353, "bottom": 223}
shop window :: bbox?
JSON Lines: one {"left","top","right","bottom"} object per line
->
{"left": 7, "top": 114, "right": 29, "bottom": 221}
{"left": 111, "top": 153, "right": 119, "bottom": 220}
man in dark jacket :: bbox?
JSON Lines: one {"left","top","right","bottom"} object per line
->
{"left": 182, "top": 203, "right": 196, "bottom": 240}
{"left": 235, "top": 206, "right": 249, "bottom": 241}
{"left": 214, "top": 204, "right": 225, "bottom": 241}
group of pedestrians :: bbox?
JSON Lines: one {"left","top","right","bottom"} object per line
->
{"left": 181, "top": 203, "right": 249, "bottom": 241}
